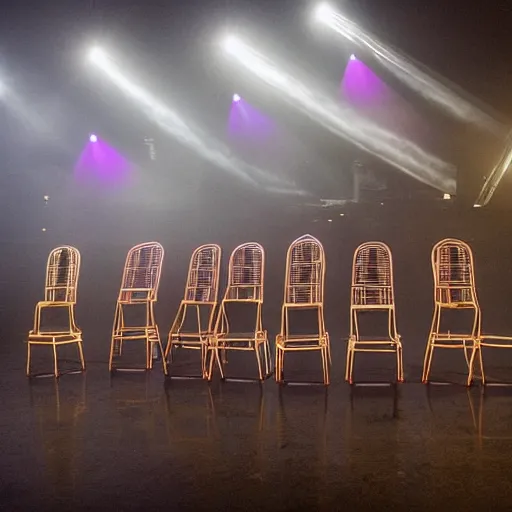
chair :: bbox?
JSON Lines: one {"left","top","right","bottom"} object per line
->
{"left": 345, "top": 242, "right": 403, "bottom": 384}
{"left": 26, "top": 246, "right": 85, "bottom": 377}
{"left": 275, "top": 235, "right": 330, "bottom": 385}
{"left": 207, "top": 242, "right": 271, "bottom": 381}
{"left": 165, "top": 244, "right": 221, "bottom": 377}
{"left": 422, "top": 238, "right": 481, "bottom": 384}
{"left": 109, "top": 242, "right": 167, "bottom": 374}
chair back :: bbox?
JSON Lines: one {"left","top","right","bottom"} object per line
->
{"left": 224, "top": 243, "right": 264, "bottom": 302}
{"left": 432, "top": 238, "right": 478, "bottom": 306}
{"left": 44, "top": 246, "right": 81, "bottom": 302}
{"left": 184, "top": 244, "right": 221, "bottom": 303}
{"left": 352, "top": 242, "right": 394, "bottom": 307}
{"left": 119, "top": 242, "right": 164, "bottom": 302}
{"left": 284, "top": 235, "right": 325, "bottom": 306}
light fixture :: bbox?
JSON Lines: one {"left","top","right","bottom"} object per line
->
{"left": 350, "top": 54, "right": 357, "bottom": 61}
{"left": 443, "top": 193, "right": 451, "bottom": 200}
{"left": 473, "top": 204, "right": 482, "bottom": 208}
{"left": 313, "top": 3, "right": 335, "bottom": 24}
{"left": 233, "top": 93, "right": 241, "bottom": 102}
{"left": 89, "top": 133, "right": 98, "bottom": 143}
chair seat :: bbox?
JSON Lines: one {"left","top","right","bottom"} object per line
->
{"left": 277, "top": 334, "right": 327, "bottom": 349}
{"left": 28, "top": 332, "right": 81, "bottom": 343}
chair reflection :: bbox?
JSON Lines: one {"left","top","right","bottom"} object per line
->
{"left": 346, "top": 242, "right": 403, "bottom": 384}
{"left": 275, "top": 235, "right": 330, "bottom": 385}
{"left": 165, "top": 244, "right": 221, "bottom": 378}
{"left": 29, "top": 377, "right": 86, "bottom": 496}
{"left": 27, "top": 245, "right": 85, "bottom": 378}
{"left": 207, "top": 242, "right": 271, "bottom": 381}
{"left": 109, "top": 242, "right": 167, "bottom": 374}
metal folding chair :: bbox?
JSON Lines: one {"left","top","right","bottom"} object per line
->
{"left": 27, "top": 246, "right": 85, "bottom": 377}
{"left": 422, "top": 238, "right": 481, "bottom": 384}
{"left": 207, "top": 242, "right": 271, "bottom": 381}
{"left": 275, "top": 235, "right": 330, "bottom": 385}
{"left": 346, "top": 242, "right": 403, "bottom": 383}
{"left": 165, "top": 244, "right": 221, "bottom": 377}
{"left": 109, "top": 242, "right": 167, "bottom": 374}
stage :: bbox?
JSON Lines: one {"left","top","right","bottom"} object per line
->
{"left": 2, "top": 330, "right": 512, "bottom": 511}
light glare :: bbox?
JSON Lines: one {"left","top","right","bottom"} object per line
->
{"left": 233, "top": 93, "right": 241, "bottom": 102}
{"left": 89, "top": 133, "right": 98, "bottom": 143}
{"left": 314, "top": 3, "right": 335, "bottom": 24}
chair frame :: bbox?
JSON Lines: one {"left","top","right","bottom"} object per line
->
{"left": 165, "top": 244, "right": 221, "bottom": 378}
{"left": 27, "top": 246, "right": 85, "bottom": 377}
{"left": 422, "top": 238, "right": 481, "bottom": 385}
{"left": 345, "top": 242, "right": 404, "bottom": 384}
{"left": 207, "top": 242, "right": 271, "bottom": 381}
{"left": 109, "top": 242, "right": 167, "bottom": 374}
{"left": 275, "top": 235, "right": 330, "bottom": 385}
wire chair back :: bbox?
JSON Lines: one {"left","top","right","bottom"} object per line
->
{"left": 118, "top": 242, "right": 164, "bottom": 303}
{"left": 352, "top": 242, "right": 394, "bottom": 307}
{"left": 284, "top": 235, "right": 325, "bottom": 306}
{"left": 432, "top": 238, "right": 478, "bottom": 306}
{"left": 224, "top": 243, "right": 264, "bottom": 302}
{"left": 184, "top": 244, "right": 221, "bottom": 303}
{"left": 44, "top": 246, "right": 81, "bottom": 303}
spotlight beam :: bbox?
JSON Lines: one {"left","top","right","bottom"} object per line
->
{"left": 314, "top": 7, "right": 505, "bottom": 135}
{"left": 221, "top": 35, "right": 456, "bottom": 194}
{"left": 474, "top": 133, "right": 512, "bottom": 206}
{"left": 86, "top": 47, "right": 305, "bottom": 196}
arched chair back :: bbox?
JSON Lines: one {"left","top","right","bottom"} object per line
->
{"left": 166, "top": 244, "right": 221, "bottom": 378}
{"left": 27, "top": 246, "right": 85, "bottom": 377}
{"left": 422, "top": 238, "right": 481, "bottom": 384}
{"left": 352, "top": 242, "right": 394, "bottom": 307}
{"left": 225, "top": 243, "right": 264, "bottom": 302}
{"left": 275, "top": 235, "right": 330, "bottom": 385}
{"left": 207, "top": 243, "right": 270, "bottom": 381}
{"left": 45, "top": 246, "right": 81, "bottom": 303}
{"left": 432, "top": 238, "right": 479, "bottom": 308}
{"left": 118, "top": 242, "right": 164, "bottom": 303}
{"left": 110, "top": 242, "right": 167, "bottom": 374}
{"left": 183, "top": 244, "right": 221, "bottom": 303}
{"left": 346, "top": 242, "right": 403, "bottom": 384}
{"left": 284, "top": 235, "right": 325, "bottom": 306}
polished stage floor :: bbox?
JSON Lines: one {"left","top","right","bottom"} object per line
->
{"left": 2, "top": 333, "right": 512, "bottom": 512}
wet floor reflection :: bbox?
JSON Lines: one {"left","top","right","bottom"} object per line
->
{"left": 28, "top": 376, "right": 87, "bottom": 504}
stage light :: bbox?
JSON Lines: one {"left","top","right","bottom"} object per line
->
{"left": 221, "top": 34, "right": 457, "bottom": 193}
{"left": 443, "top": 193, "right": 451, "bottom": 200}
{"left": 473, "top": 203, "right": 482, "bottom": 208}
{"left": 233, "top": 93, "right": 241, "bottom": 102}
{"left": 86, "top": 46, "right": 305, "bottom": 196}
{"left": 314, "top": 3, "right": 335, "bottom": 24}
{"left": 88, "top": 46, "right": 108, "bottom": 65}
{"left": 222, "top": 35, "right": 243, "bottom": 55}
{"left": 89, "top": 133, "right": 98, "bottom": 143}
{"left": 350, "top": 54, "right": 357, "bottom": 61}
{"left": 314, "top": 5, "right": 503, "bottom": 135}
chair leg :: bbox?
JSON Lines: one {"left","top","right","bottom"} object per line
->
{"left": 158, "top": 337, "right": 168, "bottom": 376}
{"left": 207, "top": 347, "right": 215, "bottom": 381}
{"left": 479, "top": 346, "right": 485, "bottom": 385}
{"left": 52, "top": 343, "right": 59, "bottom": 378}
{"left": 322, "top": 347, "right": 330, "bottom": 386}
{"left": 397, "top": 344, "right": 404, "bottom": 383}
{"left": 77, "top": 341, "right": 86, "bottom": 371}
{"left": 422, "top": 342, "right": 435, "bottom": 383}
{"left": 255, "top": 343, "right": 264, "bottom": 381}
{"left": 26, "top": 342, "right": 31, "bottom": 377}
{"left": 264, "top": 340, "right": 272, "bottom": 376}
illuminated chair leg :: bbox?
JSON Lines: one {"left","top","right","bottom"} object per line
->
{"left": 53, "top": 342, "right": 59, "bottom": 378}
{"left": 77, "top": 341, "right": 86, "bottom": 371}
{"left": 255, "top": 342, "right": 264, "bottom": 381}
{"left": 26, "top": 343, "right": 31, "bottom": 376}
{"left": 422, "top": 342, "right": 435, "bottom": 383}
{"left": 322, "top": 346, "right": 330, "bottom": 385}
{"left": 467, "top": 343, "right": 484, "bottom": 386}
{"left": 397, "top": 343, "right": 404, "bottom": 382}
